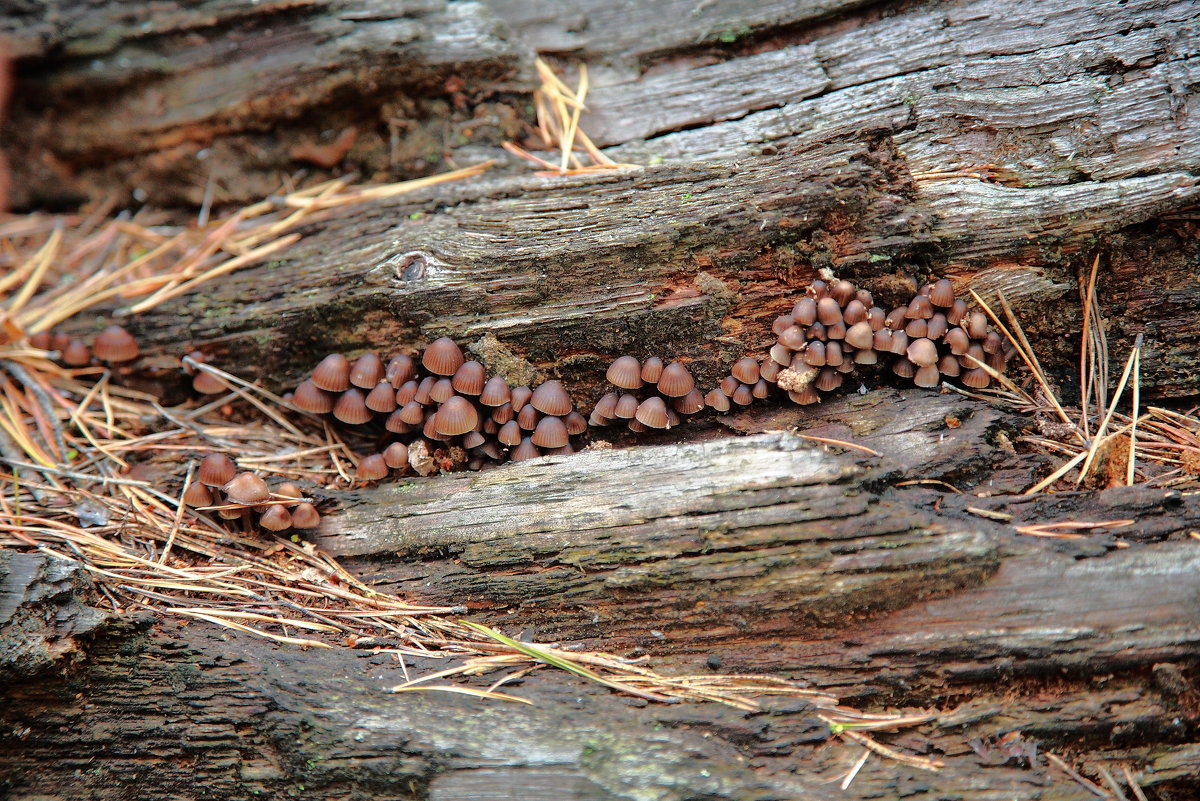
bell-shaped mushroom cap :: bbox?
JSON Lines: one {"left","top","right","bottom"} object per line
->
{"left": 792, "top": 297, "right": 817, "bottom": 326}
{"left": 926, "top": 313, "right": 948, "bottom": 341}
{"left": 913, "top": 364, "right": 941, "bottom": 388}
{"left": 614, "top": 393, "right": 639, "bottom": 419}
{"left": 815, "top": 367, "right": 842, "bottom": 392}
{"left": 452, "top": 361, "right": 487, "bottom": 395}
{"left": 836, "top": 359, "right": 855, "bottom": 374}
{"left": 826, "top": 321, "right": 846, "bottom": 340}
{"left": 63, "top": 339, "right": 92, "bottom": 366}
{"left": 806, "top": 322, "right": 827, "bottom": 342}
{"left": 517, "top": 404, "right": 541, "bottom": 430}
{"left": 51, "top": 332, "right": 71, "bottom": 352}
{"left": 192, "top": 371, "right": 226, "bottom": 395}
{"left": 842, "top": 299, "right": 867, "bottom": 324}
{"left": 606, "top": 356, "right": 643, "bottom": 389}
{"left": 937, "top": 354, "right": 961, "bottom": 377}
{"left": 888, "top": 330, "right": 909, "bottom": 356}
{"left": 751, "top": 379, "right": 769, "bottom": 399}
{"left": 463, "top": 431, "right": 487, "bottom": 449}
{"left": 872, "top": 328, "right": 893, "bottom": 351}
{"left": 830, "top": 279, "right": 856, "bottom": 306}
{"left": 808, "top": 279, "right": 828, "bottom": 299}
{"left": 803, "top": 341, "right": 826, "bottom": 367}
{"left": 719, "top": 375, "right": 741, "bottom": 396}
{"left": 397, "top": 400, "right": 425, "bottom": 425}
{"left": 929, "top": 278, "right": 955, "bottom": 307}
{"left": 892, "top": 359, "right": 917, "bottom": 378}
{"left": 29, "top": 331, "right": 53, "bottom": 350}
{"left": 333, "top": 388, "right": 372, "bottom": 425}
{"left": 987, "top": 350, "right": 1007, "bottom": 371}
{"left": 731, "top": 384, "right": 754, "bottom": 406}
{"left": 498, "top": 420, "right": 523, "bottom": 445}
{"left": 788, "top": 385, "right": 820, "bottom": 405}
{"left": 435, "top": 396, "right": 479, "bottom": 436}
{"left": 672, "top": 388, "right": 706, "bottom": 414}
{"left": 944, "top": 327, "right": 970, "bottom": 356}
{"left": 365, "top": 382, "right": 398, "bottom": 413}
{"left": 593, "top": 392, "right": 619, "bottom": 419}
{"left": 478, "top": 441, "right": 503, "bottom": 460}
{"left": 760, "top": 359, "right": 781, "bottom": 382}
{"left": 511, "top": 437, "right": 541, "bottom": 461}
{"left": 588, "top": 409, "right": 611, "bottom": 427}
{"left": 292, "top": 379, "right": 336, "bottom": 413}
{"left": 199, "top": 453, "right": 238, "bottom": 487}
{"left": 855, "top": 289, "right": 874, "bottom": 307}
{"left": 290, "top": 502, "right": 321, "bottom": 529}
{"left": 634, "top": 396, "right": 670, "bottom": 429}
{"left": 904, "top": 318, "right": 928, "bottom": 339}
{"left": 772, "top": 315, "right": 793, "bottom": 336}
{"left": 478, "top": 376, "right": 512, "bottom": 406}
{"left": 817, "top": 297, "right": 843, "bottom": 326}
{"left": 906, "top": 337, "right": 939, "bottom": 367}
{"left": 947, "top": 298, "right": 969, "bottom": 325}
{"left": 312, "top": 354, "right": 352, "bottom": 391}
{"left": 730, "top": 357, "right": 759, "bottom": 384}
{"left": 639, "top": 356, "right": 665, "bottom": 383}
{"left": 422, "top": 337, "right": 465, "bottom": 376}
{"left": 258, "top": 504, "right": 293, "bottom": 531}
{"left": 382, "top": 442, "right": 409, "bottom": 469}
{"left": 967, "top": 311, "right": 989, "bottom": 339}
{"left": 854, "top": 347, "right": 879, "bottom": 365}
{"left": 867, "top": 306, "right": 886, "bottom": 331}
{"left": 563, "top": 411, "right": 588, "bottom": 435}
{"left": 429, "top": 378, "right": 455, "bottom": 404}
{"left": 490, "top": 402, "right": 514, "bottom": 424}
{"left": 394, "top": 379, "right": 419, "bottom": 406}
{"left": 768, "top": 346, "right": 791, "bottom": 370}
{"left": 844, "top": 321, "right": 874, "bottom": 349}
{"left": 349, "top": 353, "right": 384, "bottom": 389}
{"left": 825, "top": 341, "right": 844, "bottom": 367}
{"left": 275, "top": 483, "right": 303, "bottom": 502}
{"left": 884, "top": 306, "right": 908, "bottom": 330}
{"left": 656, "top": 362, "right": 695, "bottom": 397}
{"left": 906, "top": 295, "right": 934, "bottom": 319}
{"left": 386, "top": 354, "right": 416, "bottom": 387}
{"left": 384, "top": 411, "right": 412, "bottom": 434}
{"left": 413, "top": 376, "right": 435, "bottom": 405}
{"left": 962, "top": 367, "right": 991, "bottom": 388}
{"left": 531, "top": 380, "right": 573, "bottom": 415}
{"left": 182, "top": 482, "right": 213, "bottom": 508}
{"left": 704, "top": 388, "right": 731, "bottom": 412}
{"left": 963, "top": 343, "right": 986, "bottom": 367}
{"left": 92, "top": 324, "right": 139, "bottom": 362}
{"left": 778, "top": 325, "right": 807, "bottom": 350}
{"left": 983, "top": 331, "right": 1003, "bottom": 354}
{"left": 509, "top": 386, "right": 533, "bottom": 412}
{"left": 423, "top": 413, "right": 448, "bottom": 441}
{"left": 223, "top": 471, "right": 271, "bottom": 505}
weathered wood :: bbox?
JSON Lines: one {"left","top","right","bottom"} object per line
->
{"left": 2, "top": 393, "right": 1198, "bottom": 799}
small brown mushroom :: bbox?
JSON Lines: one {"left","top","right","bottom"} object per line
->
{"left": 199, "top": 453, "right": 238, "bottom": 487}
{"left": 906, "top": 338, "right": 939, "bottom": 367}
{"left": 62, "top": 339, "right": 92, "bottom": 366}
{"left": 634, "top": 396, "right": 670, "bottom": 429}
{"left": 422, "top": 337, "right": 465, "bottom": 376}
{"left": 429, "top": 378, "right": 455, "bottom": 404}
{"left": 606, "top": 356, "right": 643, "bottom": 389}
{"left": 817, "top": 297, "right": 842, "bottom": 326}
{"left": 435, "top": 396, "right": 479, "bottom": 437}
{"left": 386, "top": 354, "right": 416, "bottom": 387}
{"left": 290, "top": 503, "right": 321, "bottom": 529}
{"left": 498, "top": 420, "right": 523, "bottom": 446}
{"left": 614, "top": 393, "right": 639, "bottom": 419}
{"left": 913, "top": 364, "right": 940, "bottom": 388}
{"left": 845, "top": 321, "right": 874, "bottom": 349}
{"left": 479, "top": 376, "right": 512, "bottom": 406}
{"left": 259, "top": 504, "right": 293, "bottom": 531}
{"left": 365, "top": 382, "right": 398, "bottom": 413}
{"left": 511, "top": 437, "right": 541, "bottom": 461}
{"left": 792, "top": 297, "right": 817, "bottom": 326}
{"left": 452, "top": 361, "right": 487, "bottom": 395}
{"left": 656, "top": 362, "right": 695, "bottom": 397}
{"left": 382, "top": 442, "right": 409, "bottom": 469}
{"left": 531, "top": 380, "right": 573, "bottom": 416}
{"left": 92, "top": 325, "right": 139, "bottom": 362}
{"left": 182, "top": 482, "right": 213, "bottom": 508}
{"left": 311, "top": 354, "right": 352, "bottom": 392}
{"left": 349, "top": 353, "right": 384, "bottom": 389}
{"left": 814, "top": 368, "right": 842, "bottom": 392}
{"left": 223, "top": 472, "right": 270, "bottom": 505}
{"left": 704, "top": 389, "right": 730, "bottom": 412}
{"left": 929, "top": 279, "right": 955, "bottom": 307}
{"left": 640, "top": 357, "right": 665, "bottom": 383}
{"left": 962, "top": 367, "right": 991, "bottom": 388}
{"left": 517, "top": 404, "right": 541, "bottom": 430}
{"left": 333, "top": 388, "right": 372, "bottom": 425}
{"left": 842, "top": 299, "right": 867, "bottom": 324}
{"left": 192, "top": 371, "right": 226, "bottom": 395}
{"left": 356, "top": 454, "right": 389, "bottom": 481}
{"left": 510, "top": 386, "right": 533, "bottom": 412}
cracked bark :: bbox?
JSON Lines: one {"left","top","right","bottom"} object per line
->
{"left": 3, "top": 0, "right": 1200, "bottom": 798}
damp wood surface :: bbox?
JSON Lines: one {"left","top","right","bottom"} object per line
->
{"left": 3, "top": 390, "right": 1199, "bottom": 800}
{"left": 5, "top": 0, "right": 1200, "bottom": 799}
{"left": 11, "top": 0, "right": 1197, "bottom": 399}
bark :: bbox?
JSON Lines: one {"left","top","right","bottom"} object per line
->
{"left": 3, "top": 0, "right": 1200, "bottom": 798}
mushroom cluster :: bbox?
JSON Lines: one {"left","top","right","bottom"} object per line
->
{"left": 32, "top": 324, "right": 140, "bottom": 366}
{"left": 761, "top": 277, "right": 1009, "bottom": 404}
{"left": 704, "top": 357, "right": 777, "bottom": 412}
{"left": 182, "top": 453, "right": 321, "bottom": 531}
{"left": 589, "top": 356, "right": 704, "bottom": 431}
{"left": 288, "top": 336, "right": 586, "bottom": 472}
